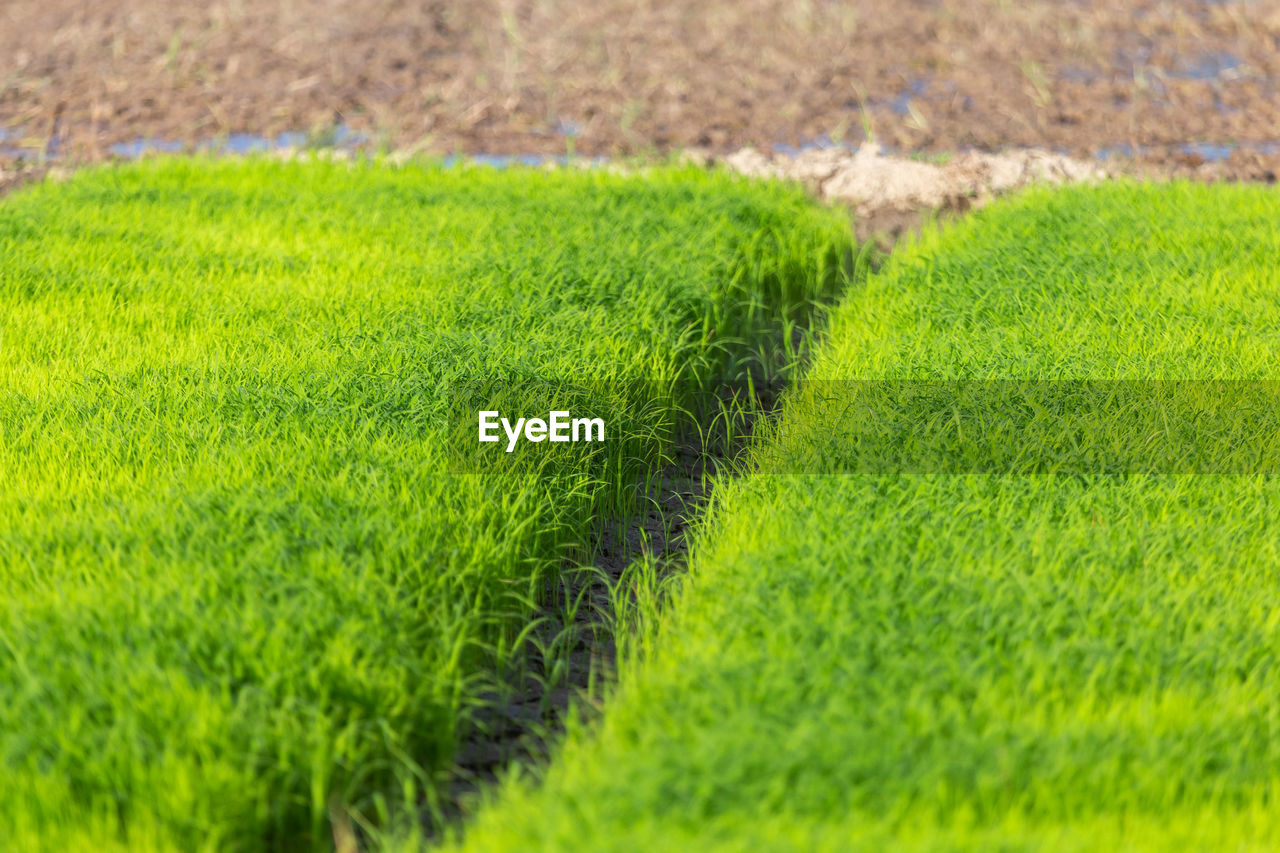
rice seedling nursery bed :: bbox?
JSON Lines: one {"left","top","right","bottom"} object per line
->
{"left": 0, "top": 158, "right": 853, "bottom": 850}
{"left": 6, "top": 156, "right": 1278, "bottom": 853}
{"left": 448, "top": 182, "right": 1280, "bottom": 851}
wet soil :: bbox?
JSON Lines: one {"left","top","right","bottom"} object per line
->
{"left": 431, "top": 379, "right": 786, "bottom": 838}
{"left": 431, "top": 433, "right": 740, "bottom": 837}
{"left": 3, "top": 0, "right": 1280, "bottom": 181}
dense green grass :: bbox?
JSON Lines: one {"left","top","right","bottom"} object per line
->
{"left": 452, "top": 182, "right": 1280, "bottom": 851}
{"left": 0, "top": 157, "right": 853, "bottom": 850}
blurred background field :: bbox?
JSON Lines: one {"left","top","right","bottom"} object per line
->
{"left": 3, "top": 0, "right": 1280, "bottom": 186}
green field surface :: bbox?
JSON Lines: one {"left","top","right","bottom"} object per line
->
{"left": 451, "top": 183, "right": 1280, "bottom": 851}
{"left": 0, "top": 158, "right": 853, "bottom": 851}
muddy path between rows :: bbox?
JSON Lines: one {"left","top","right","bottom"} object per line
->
{"left": 428, "top": 438, "right": 711, "bottom": 839}
{"left": 424, "top": 377, "right": 801, "bottom": 840}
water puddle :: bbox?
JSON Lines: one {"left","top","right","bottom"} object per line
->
{"left": 887, "top": 79, "right": 930, "bottom": 117}
{"left": 0, "top": 124, "right": 371, "bottom": 162}
{"left": 1095, "top": 143, "right": 1139, "bottom": 161}
{"left": 2, "top": 114, "right": 1275, "bottom": 173}
{"left": 770, "top": 135, "right": 862, "bottom": 158}
{"left": 107, "top": 138, "right": 185, "bottom": 158}
{"left": 1059, "top": 66, "right": 1100, "bottom": 84}
{"left": 1168, "top": 51, "right": 1244, "bottom": 81}
{"left": 1181, "top": 141, "right": 1234, "bottom": 160}
{"left": 0, "top": 125, "right": 37, "bottom": 159}
{"left": 1103, "top": 45, "right": 1250, "bottom": 88}
{"left": 0, "top": 122, "right": 626, "bottom": 171}
{"left": 109, "top": 125, "right": 368, "bottom": 159}
{"left": 1094, "top": 139, "right": 1280, "bottom": 162}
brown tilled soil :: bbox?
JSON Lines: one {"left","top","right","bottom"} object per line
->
{"left": 3, "top": 0, "right": 1280, "bottom": 186}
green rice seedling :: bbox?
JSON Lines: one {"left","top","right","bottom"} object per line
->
{"left": 0, "top": 156, "right": 853, "bottom": 850}
{"left": 450, "top": 182, "right": 1280, "bottom": 851}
